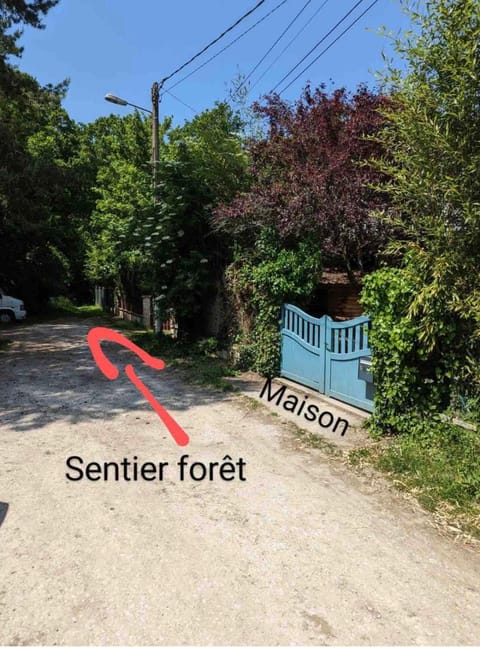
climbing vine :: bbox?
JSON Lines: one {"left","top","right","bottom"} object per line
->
{"left": 227, "top": 228, "right": 322, "bottom": 376}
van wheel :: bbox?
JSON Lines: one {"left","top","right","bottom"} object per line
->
{"left": 0, "top": 310, "right": 15, "bottom": 323}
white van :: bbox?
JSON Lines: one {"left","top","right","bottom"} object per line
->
{"left": 0, "top": 292, "right": 27, "bottom": 323}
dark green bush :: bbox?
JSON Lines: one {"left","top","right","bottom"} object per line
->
{"left": 361, "top": 266, "right": 460, "bottom": 435}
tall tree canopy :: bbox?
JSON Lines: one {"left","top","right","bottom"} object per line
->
{"left": 0, "top": 0, "right": 89, "bottom": 307}
{"left": 214, "top": 85, "right": 390, "bottom": 278}
{"left": 138, "top": 102, "right": 249, "bottom": 336}
{"left": 1, "top": 0, "right": 57, "bottom": 90}
{"left": 85, "top": 102, "right": 249, "bottom": 337}
{"left": 84, "top": 111, "right": 152, "bottom": 290}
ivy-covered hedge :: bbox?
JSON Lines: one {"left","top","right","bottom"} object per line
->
{"left": 360, "top": 266, "right": 461, "bottom": 435}
{"left": 227, "top": 228, "right": 322, "bottom": 377}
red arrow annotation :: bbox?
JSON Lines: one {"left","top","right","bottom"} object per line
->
{"left": 87, "top": 326, "right": 190, "bottom": 447}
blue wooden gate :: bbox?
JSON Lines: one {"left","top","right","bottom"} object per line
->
{"left": 280, "top": 304, "right": 374, "bottom": 412}
{"left": 280, "top": 304, "right": 327, "bottom": 392}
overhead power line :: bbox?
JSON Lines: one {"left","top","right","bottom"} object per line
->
{"left": 271, "top": 0, "right": 366, "bottom": 92}
{"left": 278, "top": 0, "right": 380, "bottom": 94}
{"left": 238, "top": 0, "right": 313, "bottom": 92}
{"left": 164, "top": 89, "right": 198, "bottom": 115}
{"left": 160, "top": 0, "right": 268, "bottom": 86}
{"left": 164, "top": 0, "right": 289, "bottom": 93}
{"left": 249, "top": 0, "right": 330, "bottom": 92}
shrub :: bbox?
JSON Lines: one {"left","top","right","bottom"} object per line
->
{"left": 227, "top": 228, "right": 322, "bottom": 377}
{"left": 361, "top": 266, "right": 458, "bottom": 434}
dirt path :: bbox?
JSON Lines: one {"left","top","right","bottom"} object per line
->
{"left": 1, "top": 320, "right": 480, "bottom": 645}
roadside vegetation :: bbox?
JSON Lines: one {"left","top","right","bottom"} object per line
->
{"left": 102, "top": 318, "right": 237, "bottom": 392}
{"left": 5, "top": 297, "right": 104, "bottom": 324}
{"left": 349, "top": 0, "right": 480, "bottom": 538}
{"left": 47, "top": 296, "right": 104, "bottom": 318}
{"left": 350, "top": 422, "right": 480, "bottom": 540}
{"left": 127, "top": 330, "right": 237, "bottom": 392}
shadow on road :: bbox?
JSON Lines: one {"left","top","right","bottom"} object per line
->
{"left": 0, "top": 502, "right": 8, "bottom": 528}
{"left": 0, "top": 320, "right": 229, "bottom": 433}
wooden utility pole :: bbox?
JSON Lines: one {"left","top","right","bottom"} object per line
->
{"left": 151, "top": 81, "right": 163, "bottom": 333}
{"left": 151, "top": 81, "right": 160, "bottom": 204}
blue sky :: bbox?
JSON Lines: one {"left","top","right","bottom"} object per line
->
{"left": 15, "top": 0, "right": 413, "bottom": 125}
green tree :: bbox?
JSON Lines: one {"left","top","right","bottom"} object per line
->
{"left": 137, "top": 102, "right": 249, "bottom": 338}
{"left": 0, "top": 77, "right": 90, "bottom": 307}
{"left": 1, "top": 0, "right": 58, "bottom": 87}
{"left": 0, "top": 0, "right": 98, "bottom": 308}
{"left": 362, "top": 0, "right": 480, "bottom": 431}
{"left": 84, "top": 103, "right": 248, "bottom": 338}
{"left": 84, "top": 112, "right": 152, "bottom": 300}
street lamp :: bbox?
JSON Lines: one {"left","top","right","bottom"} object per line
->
{"left": 105, "top": 82, "right": 160, "bottom": 201}
{"left": 104, "top": 93, "right": 128, "bottom": 107}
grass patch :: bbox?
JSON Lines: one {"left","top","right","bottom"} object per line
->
{"left": 290, "top": 424, "right": 342, "bottom": 456}
{"left": 109, "top": 318, "right": 144, "bottom": 331}
{"left": 127, "top": 330, "right": 237, "bottom": 392}
{"left": 349, "top": 421, "right": 480, "bottom": 538}
{"left": 48, "top": 296, "right": 103, "bottom": 318}
{"left": 14, "top": 297, "right": 105, "bottom": 325}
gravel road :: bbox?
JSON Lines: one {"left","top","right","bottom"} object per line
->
{"left": 1, "top": 320, "right": 480, "bottom": 645}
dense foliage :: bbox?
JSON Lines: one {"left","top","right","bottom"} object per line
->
{"left": 83, "top": 111, "right": 153, "bottom": 309}
{"left": 228, "top": 229, "right": 322, "bottom": 375}
{"left": 216, "top": 85, "right": 390, "bottom": 373}
{"left": 361, "top": 266, "right": 457, "bottom": 434}
{"left": 362, "top": 0, "right": 480, "bottom": 433}
{"left": 85, "top": 103, "right": 249, "bottom": 338}
{"left": 215, "top": 85, "right": 390, "bottom": 278}
{"left": 137, "top": 103, "right": 249, "bottom": 338}
{"left": 0, "top": 0, "right": 95, "bottom": 308}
